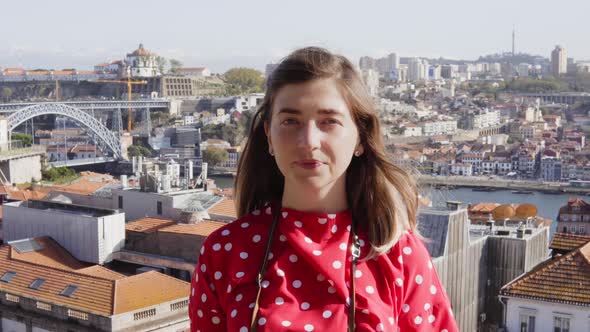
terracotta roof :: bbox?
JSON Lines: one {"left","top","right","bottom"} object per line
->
{"left": 158, "top": 221, "right": 225, "bottom": 237}
{"left": 469, "top": 203, "right": 500, "bottom": 213}
{"left": 125, "top": 217, "right": 176, "bottom": 234}
{"left": 129, "top": 44, "right": 152, "bottom": 57}
{"left": 207, "top": 198, "right": 237, "bottom": 219}
{"left": 550, "top": 233, "right": 590, "bottom": 252}
{"left": 559, "top": 198, "right": 590, "bottom": 215}
{"left": 77, "top": 265, "right": 125, "bottom": 280}
{"left": 500, "top": 242, "right": 590, "bottom": 307}
{"left": 177, "top": 67, "right": 207, "bottom": 72}
{"left": 53, "top": 179, "right": 107, "bottom": 196}
{"left": 9, "top": 237, "right": 87, "bottom": 270}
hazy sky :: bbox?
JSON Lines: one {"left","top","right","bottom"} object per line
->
{"left": 1, "top": 0, "right": 588, "bottom": 73}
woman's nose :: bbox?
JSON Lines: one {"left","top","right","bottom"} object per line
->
{"left": 297, "top": 122, "right": 322, "bottom": 149}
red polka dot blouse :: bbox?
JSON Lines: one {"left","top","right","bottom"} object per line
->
{"left": 189, "top": 204, "right": 459, "bottom": 331}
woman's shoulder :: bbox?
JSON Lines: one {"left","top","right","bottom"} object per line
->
{"left": 385, "top": 228, "right": 434, "bottom": 272}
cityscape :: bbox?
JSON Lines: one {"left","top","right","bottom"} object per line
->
{"left": 2, "top": 8, "right": 590, "bottom": 331}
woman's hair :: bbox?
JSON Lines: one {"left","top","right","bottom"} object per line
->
{"left": 234, "top": 47, "right": 419, "bottom": 259}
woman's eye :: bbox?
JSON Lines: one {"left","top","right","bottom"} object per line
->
{"left": 323, "top": 118, "right": 339, "bottom": 125}
{"left": 281, "top": 118, "right": 298, "bottom": 125}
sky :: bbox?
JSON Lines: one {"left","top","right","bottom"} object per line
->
{"left": 1, "top": 0, "right": 588, "bottom": 73}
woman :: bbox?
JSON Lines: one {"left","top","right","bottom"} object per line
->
{"left": 189, "top": 47, "right": 458, "bottom": 331}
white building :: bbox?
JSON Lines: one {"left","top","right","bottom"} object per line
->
{"left": 551, "top": 45, "right": 567, "bottom": 76}
{"left": 403, "top": 124, "right": 422, "bottom": 137}
{"left": 469, "top": 109, "right": 501, "bottom": 129}
{"left": 124, "top": 44, "right": 161, "bottom": 78}
{"left": 450, "top": 163, "right": 473, "bottom": 176}
{"left": 408, "top": 58, "right": 428, "bottom": 82}
{"left": 421, "top": 120, "right": 458, "bottom": 136}
{"left": 361, "top": 69, "right": 379, "bottom": 97}
{"left": 517, "top": 63, "right": 531, "bottom": 77}
{"left": 540, "top": 156, "right": 562, "bottom": 182}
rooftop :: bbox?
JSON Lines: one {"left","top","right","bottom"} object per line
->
{"left": 549, "top": 232, "right": 590, "bottom": 252}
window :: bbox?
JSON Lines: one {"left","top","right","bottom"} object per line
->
{"left": 60, "top": 285, "right": 78, "bottom": 297}
{"left": 157, "top": 201, "right": 162, "bottom": 215}
{"left": 118, "top": 196, "right": 123, "bottom": 209}
{"left": 520, "top": 314, "right": 535, "bottom": 332}
{"left": 553, "top": 316, "right": 570, "bottom": 332}
{"left": 1, "top": 271, "right": 16, "bottom": 283}
{"left": 29, "top": 278, "right": 46, "bottom": 290}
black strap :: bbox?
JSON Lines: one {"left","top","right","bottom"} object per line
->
{"left": 250, "top": 202, "right": 360, "bottom": 332}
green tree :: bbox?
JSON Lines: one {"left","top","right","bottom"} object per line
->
{"left": 202, "top": 147, "right": 229, "bottom": 167}
{"left": 156, "top": 56, "right": 167, "bottom": 74}
{"left": 42, "top": 167, "right": 76, "bottom": 182}
{"left": 127, "top": 145, "right": 152, "bottom": 157}
{"left": 11, "top": 133, "right": 33, "bottom": 146}
{"left": 223, "top": 68, "right": 264, "bottom": 95}
{"left": 169, "top": 59, "right": 183, "bottom": 73}
{"left": 1, "top": 87, "right": 13, "bottom": 102}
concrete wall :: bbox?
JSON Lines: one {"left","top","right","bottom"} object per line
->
{"left": 44, "top": 190, "right": 115, "bottom": 209}
{"left": 505, "top": 297, "right": 590, "bottom": 332}
{"left": 0, "top": 154, "right": 42, "bottom": 184}
{"left": 113, "top": 189, "right": 176, "bottom": 222}
{"left": 3, "top": 201, "right": 125, "bottom": 264}
{"left": 111, "top": 298, "right": 190, "bottom": 331}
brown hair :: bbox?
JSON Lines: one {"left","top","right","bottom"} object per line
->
{"left": 234, "top": 47, "right": 418, "bottom": 259}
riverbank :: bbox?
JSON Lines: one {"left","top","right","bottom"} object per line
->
{"left": 418, "top": 175, "right": 590, "bottom": 194}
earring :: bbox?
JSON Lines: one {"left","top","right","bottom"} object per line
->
{"left": 269, "top": 149, "right": 274, "bottom": 156}
{"left": 354, "top": 150, "right": 361, "bottom": 157}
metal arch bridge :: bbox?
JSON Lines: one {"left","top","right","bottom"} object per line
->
{"left": 7, "top": 103, "right": 123, "bottom": 159}
{"left": 0, "top": 100, "right": 170, "bottom": 113}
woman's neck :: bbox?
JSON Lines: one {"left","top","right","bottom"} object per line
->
{"left": 281, "top": 177, "right": 348, "bottom": 214}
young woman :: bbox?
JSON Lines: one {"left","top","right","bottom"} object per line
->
{"left": 189, "top": 47, "right": 458, "bottom": 331}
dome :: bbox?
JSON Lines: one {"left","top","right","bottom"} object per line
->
{"left": 515, "top": 204, "right": 538, "bottom": 218}
{"left": 130, "top": 43, "right": 152, "bottom": 57}
{"left": 492, "top": 204, "right": 515, "bottom": 220}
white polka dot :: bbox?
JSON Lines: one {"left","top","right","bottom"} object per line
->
{"left": 209, "top": 283, "right": 215, "bottom": 291}
{"left": 201, "top": 294, "right": 207, "bottom": 302}
{"left": 200, "top": 264, "right": 206, "bottom": 272}
{"left": 304, "top": 236, "right": 312, "bottom": 243}
{"left": 240, "top": 252, "right": 248, "bottom": 259}
{"left": 328, "top": 280, "right": 334, "bottom": 286}
{"left": 282, "top": 211, "right": 288, "bottom": 218}
{"left": 252, "top": 235, "right": 261, "bottom": 243}
{"left": 327, "top": 286, "right": 336, "bottom": 294}
{"left": 267, "top": 252, "right": 274, "bottom": 260}
{"left": 261, "top": 280, "right": 270, "bottom": 288}
{"left": 240, "top": 327, "right": 248, "bottom": 332}
{"left": 282, "top": 321, "right": 292, "bottom": 327}
{"left": 227, "top": 285, "right": 232, "bottom": 293}
{"left": 332, "top": 260, "right": 342, "bottom": 269}
{"left": 236, "top": 271, "right": 245, "bottom": 278}
{"left": 294, "top": 221, "right": 303, "bottom": 228}
{"left": 328, "top": 214, "right": 336, "bottom": 219}
{"left": 265, "top": 206, "right": 271, "bottom": 214}
{"left": 304, "top": 324, "right": 314, "bottom": 331}
{"left": 331, "top": 225, "right": 338, "bottom": 233}
{"left": 359, "top": 239, "right": 366, "bottom": 247}
{"left": 275, "top": 297, "right": 284, "bottom": 305}
{"left": 236, "top": 294, "right": 243, "bottom": 301}
{"left": 398, "top": 255, "right": 403, "bottom": 264}
{"left": 402, "top": 304, "right": 410, "bottom": 313}
{"left": 241, "top": 222, "right": 249, "bottom": 228}
{"left": 301, "top": 302, "right": 310, "bottom": 310}
{"left": 428, "top": 315, "right": 435, "bottom": 323}
{"left": 415, "top": 275, "right": 423, "bottom": 284}
{"left": 200, "top": 246, "right": 205, "bottom": 255}
{"left": 347, "top": 225, "right": 351, "bottom": 231}
{"left": 414, "top": 316, "right": 423, "bottom": 325}
{"left": 276, "top": 269, "right": 285, "bottom": 277}
{"left": 221, "top": 229, "right": 230, "bottom": 236}
{"left": 428, "top": 261, "right": 433, "bottom": 269}
{"left": 312, "top": 250, "right": 322, "bottom": 256}
{"left": 424, "top": 303, "right": 431, "bottom": 310}
{"left": 395, "top": 278, "right": 403, "bottom": 286}
{"left": 339, "top": 243, "right": 347, "bottom": 251}
{"left": 252, "top": 209, "right": 260, "bottom": 215}
{"left": 289, "top": 254, "right": 298, "bottom": 262}
{"left": 366, "top": 286, "right": 375, "bottom": 294}
{"left": 318, "top": 218, "right": 327, "bottom": 224}
{"left": 231, "top": 309, "right": 238, "bottom": 318}
{"left": 430, "top": 285, "right": 437, "bottom": 294}
{"left": 355, "top": 270, "right": 362, "bottom": 278}
{"left": 214, "top": 271, "right": 222, "bottom": 280}
{"left": 213, "top": 243, "right": 221, "bottom": 251}
{"left": 403, "top": 246, "right": 412, "bottom": 255}
{"left": 442, "top": 329, "right": 448, "bottom": 332}
{"left": 191, "top": 288, "right": 195, "bottom": 296}
{"left": 323, "top": 310, "right": 333, "bottom": 318}
{"left": 224, "top": 243, "right": 232, "bottom": 251}
{"left": 293, "top": 280, "right": 302, "bottom": 288}
{"left": 279, "top": 235, "right": 287, "bottom": 242}
{"left": 376, "top": 323, "right": 384, "bottom": 331}
{"left": 197, "top": 309, "right": 203, "bottom": 317}
{"left": 212, "top": 316, "right": 220, "bottom": 324}
{"left": 388, "top": 317, "right": 394, "bottom": 325}
{"left": 317, "top": 274, "right": 326, "bottom": 282}
{"left": 258, "top": 317, "right": 266, "bottom": 325}
{"left": 249, "top": 302, "right": 255, "bottom": 308}
{"left": 362, "top": 309, "right": 370, "bottom": 314}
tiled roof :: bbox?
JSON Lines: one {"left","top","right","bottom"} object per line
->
{"left": 500, "top": 242, "right": 590, "bottom": 307}
{"left": 9, "top": 237, "right": 87, "bottom": 270}
{"left": 559, "top": 198, "right": 590, "bottom": 215}
{"left": 550, "top": 233, "right": 590, "bottom": 252}
{"left": 77, "top": 265, "right": 125, "bottom": 280}
{"left": 125, "top": 217, "right": 176, "bottom": 234}
{"left": 53, "top": 179, "right": 108, "bottom": 196}
{"left": 207, "top": 198, "right": 237, "bottom": 220}
{"left": 158, "top": 221, "right": 225, "bottom": 237}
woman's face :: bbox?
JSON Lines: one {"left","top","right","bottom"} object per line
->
{"left": 266, "top": 78, "right": 363, "bottom": 192}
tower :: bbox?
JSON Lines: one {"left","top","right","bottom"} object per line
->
{"left": 512, "top": 27, "right": 515, "bottom": 56}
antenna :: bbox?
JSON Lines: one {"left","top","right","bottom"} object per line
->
{"left": 512, "top": 26, "right": 516, "bottom": 56}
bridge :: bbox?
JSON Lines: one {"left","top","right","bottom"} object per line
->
{"left": 0, "top": 100, "right": 170, "bottom": 112}
{"left": 51, "top": 157, "right": 117, "bottom": 167}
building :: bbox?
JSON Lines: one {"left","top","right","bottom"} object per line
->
{"left": 174, "top": 67, "right": 211, "bottom": 77}
{"left": 160, "top": 75, "right": 226, "bottom": 97}
{"left": 499, "top": 240, "right": 590, "bottom": 332}
{"left": 540, "top": 156, "right": 562, "bottom": 182}
{"left": 556, "top": 198, "right": 590, "bottom": 235}
{"left": 450, "top": 163, "right": 473, "bottom": 176}
{"left": 403, "top": 124, "right": 423, "bottom": 137}
{"left": 2, "top": 200, "right": 125, "bottom": 264}
{"left": 551, "top": 45, "right": 567, "bottom": 77}
{"left": 0, "top": 237, "right": 190, "bottom": 331}
{"left": 467, "top": 110, "right": 501, "bottom": 129}
{"left": 418, "top": 203, "right": 549, "bottom": 331}
{"left": 123, "top": 44, "right": 160, "bottom": 78}
{"left": 421, "top": 120, "right": 458, "bottom": 136}
{"left": 360, "top": 69, "right": 379, "bottom": 97}
{"left": 408, "top": 58, "right": 428, "bottom": 82}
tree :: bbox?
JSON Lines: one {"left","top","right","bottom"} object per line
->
{"left": 156, "top": 56, "right": 167, "bottom": 74}
{"left": 170, "top": 59, "right": 183, "bottom": 73}
{"left": 202, "top": 147, "right": 228, "bottom": 167}
{"left": 11, "top": 133, "right": 33, "bottom": 146}
{"left": 42, "top": 167, "right": 76, "bottom": 182}
{"left": 127, "top": 145, "right": 152, "bottom": 157}
{"left": 1, "top": 87, "right": 13, "bottom": 102}
{"left": 223, "top": 68, "right": 264, "bottom": 95}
